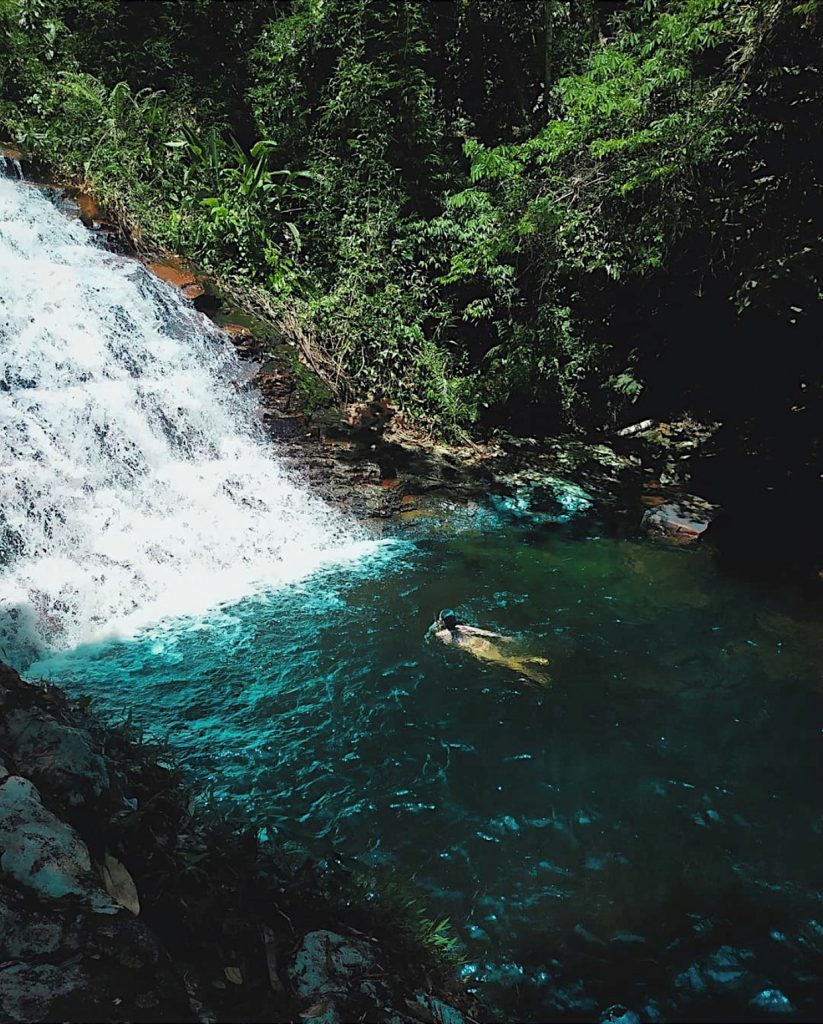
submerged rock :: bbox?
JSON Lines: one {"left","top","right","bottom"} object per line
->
{"left": 703, "top": 945, "right": 754, "bottom": 993}
{"left": 641, "top": 495, "right": 718, "bottom": 545}
{"left": 750, "top": 988, "right": 794, "bottom": 1014}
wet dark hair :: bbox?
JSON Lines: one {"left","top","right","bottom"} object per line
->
{"left": 439, "top": 608, "right": 458, "bottom": 629}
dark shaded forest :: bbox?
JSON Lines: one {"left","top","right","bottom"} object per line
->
{"left": 2, "top": 0, "right": 821, "bottom": 572}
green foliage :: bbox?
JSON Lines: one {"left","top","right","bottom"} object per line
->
{"left": 244, "top": 0, "right": 480, "bottom": 426}
{"left": 416, "top": 915, "right": 463, "bottom": 962}
{"left": 436, "top": 0, "right": 821, "bottom": 429}
{"left": 356, "top": 875, "right": 465, "bottom": 966}
{"left": 164, "top": 124, "right": 312, "bottom": 289}
{"left": 1, "top": 0, "right": 820, "bottom": 441}
{"left": 0, "top": 2, "right": 308, "bottom": 288}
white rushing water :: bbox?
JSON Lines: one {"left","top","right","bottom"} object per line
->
{"left": 0, "top": 174, "right": 380, "bottom": 664}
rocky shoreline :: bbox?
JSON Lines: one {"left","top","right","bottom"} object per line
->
{"left": 2, "top": 143, "right": 727, "bottom": 549}
{"left": 200, "top": 289, "right": 725, "bottom": 546}
{"left": 0, "top": 661, "right": 483, "bottom": 1024}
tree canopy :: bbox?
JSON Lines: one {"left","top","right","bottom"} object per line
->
{"left": 1, "top": 0, "right": 820, "bottom": 448}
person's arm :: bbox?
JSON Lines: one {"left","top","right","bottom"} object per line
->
{"left": 459, "top": 625, "right": 514, "bottom": 641}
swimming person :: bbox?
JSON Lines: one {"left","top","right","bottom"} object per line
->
{"left": 430, "top": 608, "right": 551, "bottom": 688}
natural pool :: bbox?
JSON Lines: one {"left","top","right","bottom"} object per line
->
{"left": 32, "top": 509, "right": 823, "bottom": 1023}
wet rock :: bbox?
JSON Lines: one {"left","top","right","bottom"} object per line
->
{"left": 674, "top": 962, "right": 707, "bottom": 995}
{"left": 0, "top": 142, "right": 25, "bottom": 162}
{"left": 750, "top": 988, "right": 794, "bottom": 1014}
{"left": 599, "top": 1005, "right": 640, "bottom": 1024}
{"left": 618, "top": 418, "right": 720, "bottom": 467}
{"left": 544, "top": 980, "right": 600, "bottom": 1016}
{"left": 222, "top": 322, "right": 269, "bottom": 364}
{"left": 0, "top": 935, "right": 189, "bottom": 1023}
{"left": 703, "top": 945, "right": 754, "bottom": 992}
{"left": 659, "top": 459, "right": 689, "bottom": 488}
{"left": 0, "top": 961, "right": 88, "bottom": 1023}
{"left": 0, "top": 775, "right": 115, "bottom": 912}
{"left": 534, "top": 436, "right": 641, "bottom": 488}
{"left": 291, "top": 929, "right": 375, "bottom": 1003}
{"left": 75, "top": 192, "right": 104, "bottom": 228}
{"left": 0, "top": 881, "right": 166, "bottom": 966}
{"left": 1, "top": 706, "right": 112, "bottom": 808}
{"left": 490, "top": 472, "right": 594, "bottom": 523}
{"left": 640, "top": 998, "right": 665, "bottom": 1022}
{"left": 0, "top": 144, "right": 26, "bottom": 179}
{"left": 181, "top": 282, "right": 205, "bottom": 300}
{"left": 147, "top": 261, "right": 204, "bottom": 300}
{"left": 414, "top": 992, "right": 466, "bottom": 1024}
{"left": 344, "top": 398, "right": 395, "bottom": 438}
{"left": 0, "top": 888, "right": 66, "bottom": 958}
{"left": 641, "top": 495, "right": 718, "bottom": 545}
{"left": 146, "top": 261, "right": 195, "bottom": 288}
{"left": 222, "top": 322, "right": 254, "bottom": 341}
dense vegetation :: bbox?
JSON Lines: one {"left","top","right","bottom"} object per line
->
{"left": 1, "top": 1, "right": 820, "bottom": 466}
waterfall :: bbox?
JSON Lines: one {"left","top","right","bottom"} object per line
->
{"left": 0, "top": 173, "right": 380, "bottom": 665}
{"left": 0, "top": 154, "right": 23, "bottom": 179}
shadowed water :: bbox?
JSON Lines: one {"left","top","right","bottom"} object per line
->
{"left": 31, "top": 517, "right": 823, "bottom": 1022}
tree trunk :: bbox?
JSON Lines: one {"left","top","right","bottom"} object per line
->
{"left": 543, "top": 0, "right": 553, "bottom": 116}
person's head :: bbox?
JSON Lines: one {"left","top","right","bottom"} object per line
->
{"left": 439, "top": 608, "right": 458, "bottom": 630}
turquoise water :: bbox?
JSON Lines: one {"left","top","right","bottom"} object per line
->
{"left": 31, "top": 510, "right": 823, "bottom": 1022}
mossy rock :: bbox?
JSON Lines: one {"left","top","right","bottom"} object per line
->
{"left": 269, "top": 343, "right": 335, "bottom": 417}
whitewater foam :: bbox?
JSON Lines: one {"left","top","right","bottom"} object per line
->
{"left": 0, "top": 176, "right": 383, "bottom": 664}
